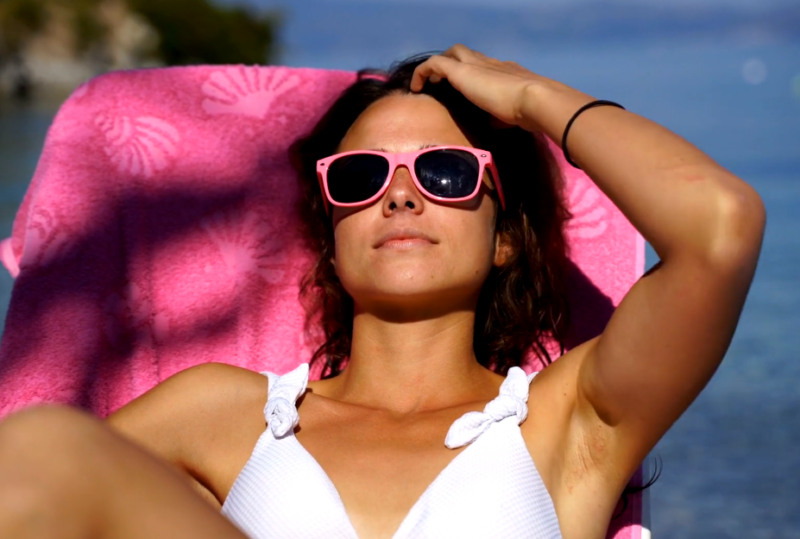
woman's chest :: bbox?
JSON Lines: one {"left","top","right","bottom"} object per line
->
{"left": 223, "top": 408, "right": 561, "bottom": 539}
{"left": 291, "top": 399, "right": 472, "bottom": 538}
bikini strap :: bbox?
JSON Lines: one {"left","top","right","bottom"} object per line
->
{"left": 444, "top": 366, "right": 537, "bottom": 449}
{"left": 261, "top": 363, "right": 309, "bottom": 439}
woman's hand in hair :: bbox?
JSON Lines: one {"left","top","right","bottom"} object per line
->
{"left": 410, "top": 44, "right": 552, "bottom": 132}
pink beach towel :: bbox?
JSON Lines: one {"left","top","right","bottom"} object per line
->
{"left": 0, "top": 65, "right": 648, "bottom": 538}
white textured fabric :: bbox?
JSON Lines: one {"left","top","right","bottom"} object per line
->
{"left": 263, "top": 364, "right": 308, "bottom": 438}
{"left": 222, "top": 364, "right": 562, "bottom": 539}
{"left": 444, "top": 366, "right": 531, "bottom": 449}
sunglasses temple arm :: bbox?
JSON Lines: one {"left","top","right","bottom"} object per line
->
{"left": 317, "top": 171, "right": 332, "bottom": 215}
{"left": 489, "top": 164, "right": 506, "bottom": 211}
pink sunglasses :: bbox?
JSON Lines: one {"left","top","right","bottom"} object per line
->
{"left": 316, "top": 145, "right": 505, "bottom": 215}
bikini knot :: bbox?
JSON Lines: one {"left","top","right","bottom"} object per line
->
{"left": 265, "top": 363, "right": 309, "bottom": 439}
{"left": 444, "top": 367, "right": 531, "bottom": 449}
{"left": 266, "top": 396, "right": 299, "bottom": 438}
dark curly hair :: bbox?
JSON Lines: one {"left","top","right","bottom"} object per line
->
{"left": 288, "top": 51, "right": 572, "bottom": 379}
{"left": 287, "top": 50, "right": 659, "bottom": 516}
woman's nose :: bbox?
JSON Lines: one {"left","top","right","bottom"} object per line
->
{"left": 383, "top": 165, "right": 424, "bottom": 215}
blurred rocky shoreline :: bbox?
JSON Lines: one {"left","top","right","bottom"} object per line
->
{"left": 0, "top": 0, "right": 280, "bottom": 99}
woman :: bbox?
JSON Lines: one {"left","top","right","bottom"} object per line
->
{"left": 0, "top": 45, "right": 765, "bottom": 539}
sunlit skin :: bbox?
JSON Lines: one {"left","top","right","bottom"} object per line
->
{"left": 331, "top": 93, "right": 504, "bottom": 321}
{"left": 0, "top": 44, "right": 765, "bottom": 539}
{"left": 323, "top": 93, "right": 514, "bottom": 409}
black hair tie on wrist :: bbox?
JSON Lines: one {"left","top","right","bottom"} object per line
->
{"left": 561, "top": 100, "right": 625, "bottom": 170}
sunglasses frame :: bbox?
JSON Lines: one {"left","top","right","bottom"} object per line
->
{"left": 316, "top": 145, "right": 505, "bottom": 215}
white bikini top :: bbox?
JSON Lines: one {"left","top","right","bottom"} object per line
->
{"left": 221, "top": 363, "right": 562, "bottom": 539}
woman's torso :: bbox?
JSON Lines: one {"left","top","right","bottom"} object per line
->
{"left": 180, "top": 348, "right": 622, "bottom": 539}
{"left": 220, "top": 364, "right": 562, "bottom": 538}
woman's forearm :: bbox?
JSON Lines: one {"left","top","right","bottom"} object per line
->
{"left": 519, "top": 79, "right": 765, "bottom": 264}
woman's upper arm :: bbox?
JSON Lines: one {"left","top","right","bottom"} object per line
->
{"left": 107, "top": 363, "right": 231, "bottom": 462}
{"left": 575, "top": 188, "right": 766, "bottom": 471}
{"left": 106, "top": 363, "right": 268, "bottom": 503}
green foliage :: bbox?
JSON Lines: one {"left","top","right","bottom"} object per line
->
{"left": 71, "top": 0, "right": 107, "bottom": 53}
{"left": 0, "top": 0, "right": 47, "bottom": 54}
{"left": 128, "top": 0, "right": 281, "bottom": 65}
{"left": 0, "top": 0, "right": 107, "bottom": 56}
{"left": 0, "top": 0, "right": 280, "bottom": 65}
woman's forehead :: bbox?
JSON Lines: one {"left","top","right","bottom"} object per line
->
{"left": 338, "top": 94, "right": 473, "bottom": 153}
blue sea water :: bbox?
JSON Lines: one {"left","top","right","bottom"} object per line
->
{"left": 0, "top": 37, "right": 798, "bottom": 537}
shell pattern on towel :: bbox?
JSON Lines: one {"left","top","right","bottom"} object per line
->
{"left": 21, "top": 207, "right": 75, "bottom": 271}
{"left": 200, "top": 208, "right": 290, "bottom": 286}
{"left": 95, "top": 114, "right": 181, "bottom": 178}
{"left": 0, "top": 65, "right": 644, "bottom": 539}
{"left": 201, "top": 66, "right": 301, "bottom": 119}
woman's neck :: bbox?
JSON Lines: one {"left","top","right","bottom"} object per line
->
{"left": 324, "top": 308, "right": 501, "bottom": 415}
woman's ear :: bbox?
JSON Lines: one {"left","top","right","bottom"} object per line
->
{"left": 493, "top": 232, "right": 514, "bottom": 268}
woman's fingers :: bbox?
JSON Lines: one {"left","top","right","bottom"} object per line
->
{"left": 442, "top": 43, "right": 495, "bottom": 64}
{"left": 411, "top": 45, "right": 472, "bottom": 91}
{"left": 412, "top": 44, "right": 509, "bottom": 92}
{"left": 410, "top": 44, "right": 538, "bottom": 129}
{"left": 410, "top": 55, "right": 460, "bottom": 91}
{"left": 442, "top": 43, "right": 475, "bottom": 62}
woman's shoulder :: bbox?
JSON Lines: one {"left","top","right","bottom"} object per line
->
{"left": 127, "top": 362, "right": 268, "bottom": 416}
{"left": 106, "top": 363, "right": 269, "bottom": 463}
{"left": 167, "top": 362, "right": 269, "bottom": 398}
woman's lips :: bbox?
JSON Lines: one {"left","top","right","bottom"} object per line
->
{"left": 374, "top": 228, "right": 437, "bottom": 249}
{"left": 379, "top": 237, "right": 434, "bottom": 249}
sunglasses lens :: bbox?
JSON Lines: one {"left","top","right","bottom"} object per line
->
{"left": 415, "top": 150, "right": 481, "bottom": 199}
{"left": 327, "top": 154, "right": 390, "bottom": 204}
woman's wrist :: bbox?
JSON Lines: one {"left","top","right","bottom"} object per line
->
{"left": 518, "top": 79, "right": 598, "bottom": 141}
{"left": 518, "top": 72, "right": 762, "bottom": 264}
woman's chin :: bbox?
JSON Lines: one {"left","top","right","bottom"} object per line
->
{"left": 350, "top": 280, "right": 483, "bottom": 318}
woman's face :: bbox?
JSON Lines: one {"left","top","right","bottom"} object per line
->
{"left": 331, "top": 93, "right": 506, "bottom": 317}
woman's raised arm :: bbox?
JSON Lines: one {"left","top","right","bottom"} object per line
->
{"left": 522, "top": 70, "right": 766, "bottom": 462}
{"left": 412, "top": 44, "right": 766, "bottom": 472}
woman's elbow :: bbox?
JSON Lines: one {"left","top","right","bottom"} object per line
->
{"left": 706, "top": 179, "right": 767, "bottom": 270}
